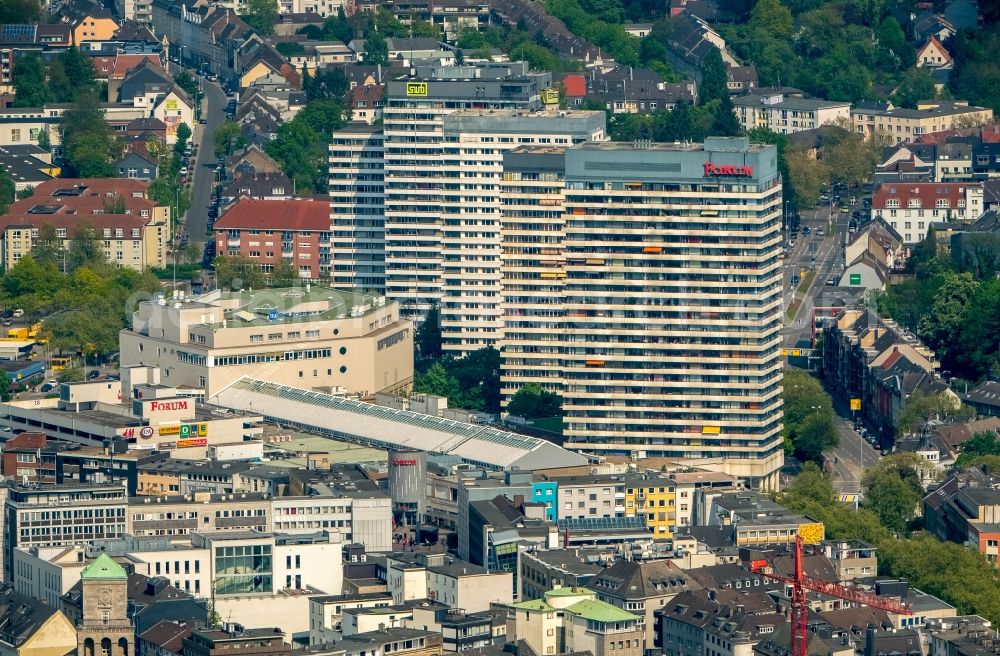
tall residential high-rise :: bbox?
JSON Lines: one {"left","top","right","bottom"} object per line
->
{"left": 328, "top": 123, "right": 385, "bottom": 291}
{"left": 437, "top": 110, "right": 605, "bottom": 354}
{"left": 499, "top": 146, "right": 568, "bottom": 401}
{"left": 382, "top": 62, "right": 552, "bottom": 322}
{"left": 500, "top": 138, "right": 785, "bottom": 488}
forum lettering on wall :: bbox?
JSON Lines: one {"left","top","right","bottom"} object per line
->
{"left": 703, "top": 162, "right": 753, "bottom": 177}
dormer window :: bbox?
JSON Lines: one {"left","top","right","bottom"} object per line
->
{"left": 936, "top": 198, "right": 950, "bottom": 208}
{"left": 908, "top": 198, "right": 921, "bottom": 208}
{"left": 886, "top": 199, "right": 900, "bottom": 208}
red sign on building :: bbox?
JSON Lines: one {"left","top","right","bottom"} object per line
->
{"left": 703, "top": 162, "right": 753, "bottom": 177}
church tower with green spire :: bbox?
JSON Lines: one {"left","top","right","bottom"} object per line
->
{"left": 77, "top": 553, "right": 133, "bottom": 656}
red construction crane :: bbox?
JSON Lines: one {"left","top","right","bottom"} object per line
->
{"left": 748, "top": 536, "right": 913, "bottom": 656}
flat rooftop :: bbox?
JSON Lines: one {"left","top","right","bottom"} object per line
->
{"left": 573, "top": 138, "right": 771, "bottom": 154}
{"left": 158, "top": 287, "right": 387, "bottom": 329}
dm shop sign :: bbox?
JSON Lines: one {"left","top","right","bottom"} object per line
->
{"left": 703, "top": 162, "right": 753, "bottom": 177}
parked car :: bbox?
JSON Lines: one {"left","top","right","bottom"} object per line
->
{"left": 802, "top": 226, "right": 811, "bottom": 235}
{"left": 817, "top": 228, "right": 825, "bottom": 236}
{"left": 12, "top": 308, "right": 24, "bottom": 318}
{"left": 87, "top": 369, "right": 100, "bottom": 380}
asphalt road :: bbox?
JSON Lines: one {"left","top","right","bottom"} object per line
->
{"left": 781, "top": 199, "right": 854, "bottom": 348}
{"left": 827, "top": 398, "right": 882, "bottom": 495}
{"left": 187, "top": 80, "right": 228, "bottom": 248}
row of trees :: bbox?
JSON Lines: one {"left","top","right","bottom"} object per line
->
{"left": 780, "top": 463, "right": 1000, "bottom": 624}
{"left": 2, "top": 247, "right": 160, "bottom": 360}
{"left": 875, "top": 264, "right": 1000, "bottom": 383}
{"left": 780, "top": 370, "right": 838, "bottom": 463}
{"left": 13, "top": 48, "right": 99, "bottom": 107}
{"left": 213, "top": 254, "right": 303, "bottom": 289}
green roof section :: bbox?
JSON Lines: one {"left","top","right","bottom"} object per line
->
{"left": 545, "top": 587, "right": 594, "bottom": 598}
{"left": 567, "top": 599, "right": 640, "bottom": 623}
{"left": 512, "top": 599, "right": 556, "bottom": 612}
{"left": 80, "top": 553, "right": 128, "bottom": 580}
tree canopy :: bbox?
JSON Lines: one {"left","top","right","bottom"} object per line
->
{"left": 266, "top": 100, "right": 347, "bottom": 193}
{"left": 415, "top": 305, "right": 443, "bottom": 360}
{"left": 779, "top": 463, "right": 1000, "bottom": 625}
{"left": 412, "top": 347, "right": 501, "bottom": 413}
{"left": 2, "top": 256, "right": 160, "bottom": 359}
{"left": 954, "top": 432, "right": 1000, "bottom": 469}
{"left": 861, "top": 453, "right": 931, "bottom": 534}
{"left": 506, "top": 383, "right": 563, "bottom": 419}
{"left": 243, "top": 0, "right": 279, "bottom": 35}
{"left": 60, "top": 92, "right": 122, "bottom": 177}
{"left": 896, "top": 390, "right": 967, "bottom": 440}
{"left": 0, "top": 166, "right": 14, "bottom": 215}
{"left": 781, "top": 369, "right": 838, "bottom": 463}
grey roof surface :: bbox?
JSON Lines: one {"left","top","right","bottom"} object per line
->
{"left": 212, "top": 378, "right": 589, "bottom": 471}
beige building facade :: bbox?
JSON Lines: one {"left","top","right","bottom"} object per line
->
{"left": 120, "top": 287, "right": 413, "bottom": 399}
{"left": 500, "top": 139, "right": 785, "bottom": 488}
{"left": 852, "top": 101, "right": 993, "bottom": 141}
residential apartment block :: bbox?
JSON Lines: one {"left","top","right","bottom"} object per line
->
{"left": 871, "top": 182, "right": 983, "bottom": 243}
{"left": 0, "top": 178, "right": 168, "bottom": 269}
{"left": 500, "top": 146, "right": 567, "bottom": 401}
{"left": 213, "top": 199, "right": 332, "bottom": 280}
{"left": 381, "top": 62, "right": 551, "bottom": 323}
{"left": 119, "top": 286, "right": 413, "bottom": 398}
{"left": 436, "top": 109, "right": 605, "bottom": 354}
{"left": 329, "top": 124, "right": 385, "bottom": 291}
{"left": 924, "top": 466, "right": 1000, "bottom": 565}
{"left": 500, "top": 138, "right": 785, "bottom": 487}
{"left": 852, "top": 101, "right": 993, "bottom": 142}
{"left": 822, "top": 307, "right": 951, "bottom": 441}
{"left": 732, "top": 92, "right": 851, "bottom": 135}
{"left": 544, "top": 473, "right": 678, "bottom": 536}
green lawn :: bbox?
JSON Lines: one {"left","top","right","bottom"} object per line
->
{"left": 785, "top": 271, "right": 817, "bottom": 321}
{"left": 531, "top": 416, "right": 564, "bottom": 435}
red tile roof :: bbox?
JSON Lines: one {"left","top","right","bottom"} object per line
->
{"left": 91, "top": 55, "right": 116, "bottom": 77}
{"left": 112, "top": 54, "right": 162, "bottom": 79}
{"left": 213, "top": 199, "right": 330, "bottom": 231}
{"left": 917, "top": 36, "right": 951, "bottom": 65}
{"left": 5, "top": 178, "right": 157, "bottom": 217}
{"left": 350, "top": 83, "right": 383, "bottom": 107}
{"left": 561, "top": 74, "right": 586, "bottom": 98}
{"left": 0, "top": 213, "right": 149, "bottom": 232}
{"left": 880, "top": 348, "right": 903, "bottom": 370}
{"left": 872, "top": 182, "right": 979, "bottom": 210}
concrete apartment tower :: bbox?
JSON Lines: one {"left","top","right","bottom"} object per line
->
{"left": 500, "top": 138, "right": 785, "bottom": 488}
